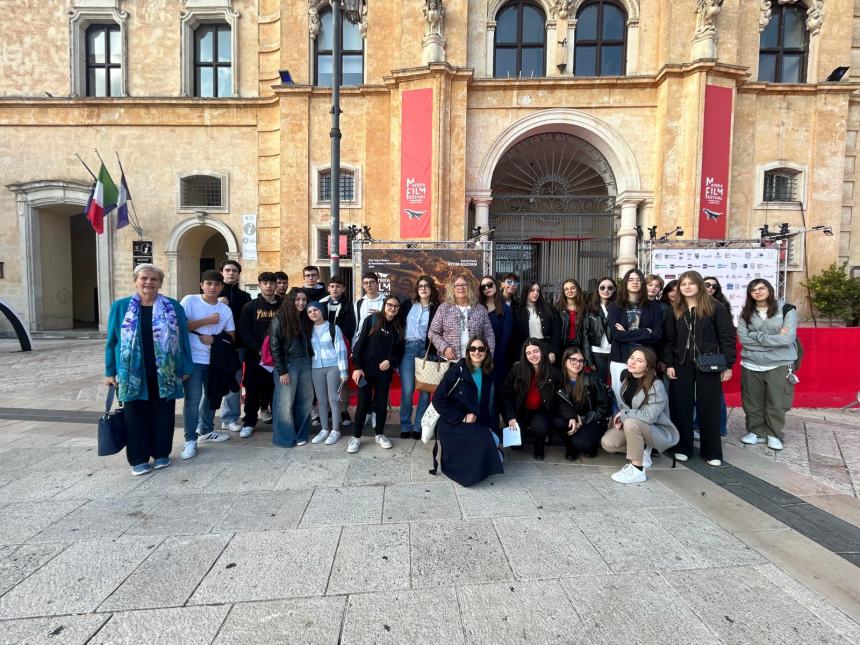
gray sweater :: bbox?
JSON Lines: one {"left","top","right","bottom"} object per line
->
{"left": 617, "top": 379, "right": 679, "bottom": 452}
{"left": 737, "top": 304, "right": 798, "bottom": 369}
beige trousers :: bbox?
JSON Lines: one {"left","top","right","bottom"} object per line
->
{"left": 601, "top": 417, "right": 655, "bottom": 464}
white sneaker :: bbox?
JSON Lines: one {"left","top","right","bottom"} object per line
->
{"left": 312, "top": 430, "right": 330, "bottom": 444}
{"left": 611, "top": 463, "right": 647, "bottom": 484}
{"left": 325, "top": 430, "right": 342, "bottom": 445}
{"left": 767, "top": 435, "right": 784, "bottom": 450}
{"left": 260, "top": 409, "right": 273, "bottom": 424}
{"left": 693, "top": 430, "right": 701, "bottom": 442}
{"left": 642, "top": 445, "right": 653, "bottom": 469}
{"left": 706, "top": 459, "right": 722, "bottom": 467}
{"left": 371, "top": 412, "right": 377, "bottom": 429}
{"left": 180, "top": 441, "right": 197, "bottom": 460}
{"left": 296, "top": 440, "right": 308, "bottom": 446}
{"left": 239, "top": 426, "right": 254, "bottom": 438}
{"left": 741, "top": 432, "right": 765, "bottom": 445}
{"left": 375, "top": 434, "right": 392, "bottom": 449}
{"left": 347, "top": 437, "right": 361, "bottom": 453}
{"left": 674, "top": 453, "right": 689, "bottom": 462}
{"left": 198, "top": 431, "right": 229, "bottom": 443}
{"left": 222, "top": 421, "right": 242, "bottom": 432}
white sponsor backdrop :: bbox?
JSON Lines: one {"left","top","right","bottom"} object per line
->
{"left": 650, "top": 247, "right": 779, "bottom": 321}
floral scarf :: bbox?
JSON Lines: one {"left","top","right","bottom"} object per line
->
{"left": 118, "top": 294, "right": 182, "bottom": 401}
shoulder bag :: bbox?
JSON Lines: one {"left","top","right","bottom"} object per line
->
{"left": 687, "top": 313, "right": 728, "bottom": 373}
{"left": 98, "top": 384, "right": 127, "bottom": 456}
{"left": 421, "top": 376, "right": 462, "bottom": 444}
{"left": 415, "top": 345, "right": 452, "bottom": 393}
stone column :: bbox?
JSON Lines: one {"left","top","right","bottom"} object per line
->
{"left": 616, "top": 194, "right": 643, "bottom": 275}
{"left": 473, "top": 196, "right": 492, "bottom": 234}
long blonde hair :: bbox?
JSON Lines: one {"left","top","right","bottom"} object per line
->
{"left": 444, "top": 273, "right": 478, "bottom": 307}
{"left": 673, "top": 271, "right": 716, "bottom": 319}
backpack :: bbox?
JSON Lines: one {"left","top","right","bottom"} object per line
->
{"left": 782, "top": 304, "right": 804, "bottom": 371}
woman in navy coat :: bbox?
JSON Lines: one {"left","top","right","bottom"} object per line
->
{"left": 431, "top": 335, "right": 503, "bottom": 486}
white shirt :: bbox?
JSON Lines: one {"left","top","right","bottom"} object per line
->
{"left": 527, "top": 305, "right": 543, "bottom": 339}
{"left": 591, "top": 303, "right": 611, "bottom": 355}
{"left": 457, "top": 305, "right": 471, "bottom": 357}
{"left": 180, "top": 295, "right": 235, "bottom": 365}
{"left": 354, "top": 293, "right": 386, "bottom": 343}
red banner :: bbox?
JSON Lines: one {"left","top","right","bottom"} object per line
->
{"left": 400, "top": 88, "right": 433, "bottom": 238}
{"left": 698, "top": 84, "right": 733, "bottom": 239}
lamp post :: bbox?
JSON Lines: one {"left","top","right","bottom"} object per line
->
{"left": 329, "top": 0, "right": 363, "bottom": 279}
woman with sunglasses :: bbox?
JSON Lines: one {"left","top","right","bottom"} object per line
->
{"left": 664, "top": 271, "right": 736, "bottom": 466}
{"left": 479, "top": 276, "right": 513, "bottom": 403}
{"left": 553, "top": 345, "right": 611, "bottom": 461}
{"left": 431, "top": 335, "right": 504, "bottom": 486}
{"left": 607, "top": 269, "right": 664, "bottom": 397}
{"left": 555, "top": 278, "right": 587, "bottom": 358}
{"left": 428, "top": 274, "right": 495, "bottom": 362}
{"left": 397, "top": 275, "right": 440, "bottom": 439}
{"left": 703, "top": 276, "right": 732, "bottom": 315}
{"left": 601, "top": 347, "right": 678, "bottom": 484}
{"left": 512, "top": 281, "right": 560, "bottom": 366}
{"left": 349, "top": 296, "right": 405, "bottom": 454}
{"left": 501, "top": 338, "right": 561, "bottom": 460}
{"left": 583, "top": 277, "right": 617, "bottom": 384}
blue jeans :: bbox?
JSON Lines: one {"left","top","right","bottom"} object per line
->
{"left": 182, "top": 363, "right": 216, "bottom": 442}
{"left": 219, "top": 348, "right": 244, "bottom": 425}
{"left": 272, "top": 358, "right": 314, "bottom": 447}
{"left": 398, "top": 340, "right": 431, "bottom": 432}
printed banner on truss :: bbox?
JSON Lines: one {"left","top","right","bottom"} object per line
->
{"left": 361, "top": 248, "right": 483, "bottom": 301}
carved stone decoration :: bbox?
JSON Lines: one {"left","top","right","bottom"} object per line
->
{"left": 549, "top": 0, "right": 573, "bottom": 20}
{"left": 759, "top": 0, "right": 772, "bottom": 32}
{"left": 309, "top": 6, "right": 320, "bottom": 38}
{"left": 422, "top": 0, "right": 446, "bottom": 65}
{"left": 805, "top": 0, "right": 825, "bottom": 36}
{"left": 691, "top": 0, "right": 724, "bottom": 60}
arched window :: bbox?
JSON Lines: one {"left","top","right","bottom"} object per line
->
{"left": 574, "top": 1, "right": 627, "bottom": 76}
{"left": 493, "top": 1, "right": 546, "bottom": 78}
{"left": 315, "top": 8, "right": 364, "bottom": 87}
{"left": 759, "top": 3, "right": 809, "bottom": 83}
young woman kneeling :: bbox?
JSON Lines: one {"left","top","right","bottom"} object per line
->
{"left": 431, "top": 335, "right": 503, "bottom": 486}
{"left": 553, "top": 345, "right": 611, "bottom": 461}
{"left": 601, "top": 347, "right": 679, "bottom": 484}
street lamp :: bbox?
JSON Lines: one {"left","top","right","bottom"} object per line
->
{"left": 329, "top": 0, "right": 363, "bottom": 279}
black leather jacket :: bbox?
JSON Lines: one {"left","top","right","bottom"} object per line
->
{"left": 268, "top": 315, "right": 312, "bottom": 376}
{"left": 554, "top": 372, "right": 611, "bottom": 427}
{"left": 582, "top": 306, "right": 612, "bottom": 364}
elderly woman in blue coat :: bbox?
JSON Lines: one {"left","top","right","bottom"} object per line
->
{"left": 430, "top": 335, "right": 503, "bottom": 486}
{"left": 104, "top": 264, "right": 193, "bottom": 475}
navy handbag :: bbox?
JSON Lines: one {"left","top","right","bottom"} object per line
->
{"left": 98, "top": 384, "right": 127, "bottom": 456}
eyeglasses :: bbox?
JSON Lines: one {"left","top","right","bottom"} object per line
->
{"left": 599, "top": 285, "right": 615, "bottom": 292}
{"left": 566, "top": 357, "right": 585, "bottom": 364}
{"left": 468, "top": 346, "right": 487, "bottom": 353}
{"left": 385, "top": 303, "right": 400, "bottom": 309}
{"left": 453, "top": 283, "right": 468, "bottom": 289}
{"left": 504, "top": 279, "right": 519, "bottom": 286}
{"left": 417, "top": 283, "right": 431, "bottom": 289}
{"left": 480, "top": 283, "right": 495, "bottom": 291}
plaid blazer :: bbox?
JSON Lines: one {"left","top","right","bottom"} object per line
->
{"left": 427, "top": 303, "right": 496, "bottom": 360}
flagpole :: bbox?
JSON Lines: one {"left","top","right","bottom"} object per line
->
{"left": 115, "top": 152, "right": 143, "bottom": 238}
{"left": 75, "top": 153, "right": 97, "bottom": 181}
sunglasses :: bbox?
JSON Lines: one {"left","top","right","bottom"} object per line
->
{"left": 468, "top": 346, "right": 487, "bottom": 353}
{"left": 480, "top": 283, "right": 495, "bottom": 291}
{"left": 704, "top": 283, "right": 717, "bottom": 288}
{"left": 599, "top": 285, "right": 615, "bottom": 291}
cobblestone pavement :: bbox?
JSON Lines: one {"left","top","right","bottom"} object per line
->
{"left": 0, "top": 339, "right": 859, "bottom": 644}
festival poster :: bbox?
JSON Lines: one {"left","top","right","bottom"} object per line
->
{"left": 399, "top": 88, "right": 433, "bottom": 238}
{"left": 360, "top": 248, "right": 483, "bottom": 302}
{"left": 697, "top": 84, "right": 733, "bottom": 239}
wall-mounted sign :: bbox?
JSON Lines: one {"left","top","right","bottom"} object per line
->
{"left": 242, "top": 214, "right": 258, "bottom": 260}
{"left": 132, "top": 240, "right": 153, "bottom": 267}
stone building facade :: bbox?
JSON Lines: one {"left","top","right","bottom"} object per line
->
{"left": 0, "top": 0, "right": 858, "bottom": 331}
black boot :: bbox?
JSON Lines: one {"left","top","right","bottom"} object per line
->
{"left": 533, "top": 438, "right": 545, "bottom": 461}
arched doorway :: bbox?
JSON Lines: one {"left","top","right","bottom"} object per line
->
{"left": 165, "top": 217, "right": 239, "bottom": 299}
{"left": 489, "top": 132, "right": 617, "bottom": 301}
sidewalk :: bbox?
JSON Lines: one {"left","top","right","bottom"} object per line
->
{"left": 0, "top": 340, "right": 859, "bottom": 644}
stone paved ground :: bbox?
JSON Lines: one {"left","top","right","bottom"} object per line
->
{"left": 1, "top": 339, "right": 859, "bottom": 644}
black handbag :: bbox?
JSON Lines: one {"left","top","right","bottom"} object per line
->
{"left": 98, "top": 384, "right": 127, "bottom": 456}
{"left": 694, "top": 352, "right": 728, "bottom": 373}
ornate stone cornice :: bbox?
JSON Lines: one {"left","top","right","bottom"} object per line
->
{"left": 759, "top": 0, "right": 825, "bottom": 36}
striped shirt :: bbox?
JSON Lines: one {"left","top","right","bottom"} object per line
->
{"left": 310, "top": 323, "right": 349, "bottom": 378}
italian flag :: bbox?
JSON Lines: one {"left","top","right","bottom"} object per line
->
{"left": 86, "top": 164, "right": 119, "bottom": 234}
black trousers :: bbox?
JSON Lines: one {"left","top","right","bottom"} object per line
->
{"left": 124, "top": 390, "right": 176, "bottom": 467}
{"left": 353, "top": 372, "right": 392, "bottom": 438}
{"left": 670, "top": 361, "right": 723, "bottom": 461}
{"left": 243, "top": 356, "right": 274, "bottom": 428}
{"left": 553, "top": 417, "right": 605, "bottom": 457}
{"left": 592, "top": 353, "right": 610, "bottom": 386}
{"left": 516, "top": 408, "right": 552, "bottom": 455}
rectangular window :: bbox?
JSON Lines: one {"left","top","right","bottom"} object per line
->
{"left": 764, "top": 172, "right": 798, "bottom": 202}
{"left": 194, "top": 24, "right": 232, "bottom": 97}
{"left": 319, "top": 171, "right": 355, "bottom": 203}
{"left": 85, "top": 24, "right": 121, "bottom": 97}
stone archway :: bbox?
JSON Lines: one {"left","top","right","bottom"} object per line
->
{"left": 7, "top": 180, "right": 113, "bottom": 332}
{"left": 164, "top": 216, "right": 239, "bottom": 299}
{"left": 472, "top": 108, "right": 648, "bottom": 274}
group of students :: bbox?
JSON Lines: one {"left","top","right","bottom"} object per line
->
{"left": 105, "top": 261, "right": 799, "bottom": 486}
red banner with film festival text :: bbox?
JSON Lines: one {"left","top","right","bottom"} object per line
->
{"left": 400, "top": 88, "right": 433, "bottom": 238}
{"left": 698, "top": 85, "right": 733, "bottom": 239}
